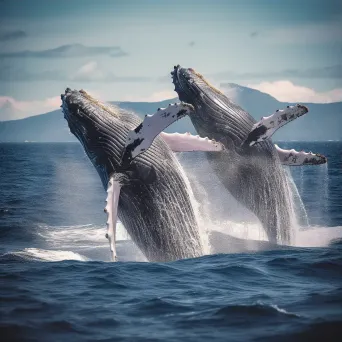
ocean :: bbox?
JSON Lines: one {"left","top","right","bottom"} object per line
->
{"left": 1, "top": 142, "right": 342, "bottom": 342}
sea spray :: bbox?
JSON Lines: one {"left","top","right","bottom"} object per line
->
{"left": 320, "top": 162, "right": 330, "bottom": 225}
{"left": 173, "top": 153, "right": 211, "bottom": 255}
{"left": 178, "top": 153, "right": 310, "bottom": 247}
{"left": 178, "top": 153, "right": 268, "bottom": 246}
{"left": 285, "top": 167, "right": 310, "bottom": 228}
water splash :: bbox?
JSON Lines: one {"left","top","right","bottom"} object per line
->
{"left": 320, "top": 163, "right": 329, "bottom": 224}
{"left": 177, "top": 153, "right": 267, "bottom": 249}
{"left": 294, "top": 225, "right": 342, "bottom": 247}
{"left": 299, "top": 166, "right": 305, "bottom": 196}
{"left": 2, "top": 248, "right": 89, "bottom": 262}
{"left": 178, "top": 153, "right": 310, "bottom": 247}
{"left": 171, "top": 155, "right": 211, "bottom": 255}
{"left": 284, "top": 167, "right": 309, "bottom": 228}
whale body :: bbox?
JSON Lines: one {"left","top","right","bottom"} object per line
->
{"left": 61, "top": 88, "right": 204, "bottom": 261}
{"left": 172, "top": 66, "right": 295, "bottom": 244}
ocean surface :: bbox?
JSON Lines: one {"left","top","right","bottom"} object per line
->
{"left": 1, "top": 141, "right": 342, "bottom": 342}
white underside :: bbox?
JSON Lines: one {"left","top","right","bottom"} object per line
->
{"left": 125, "top": 103, "right": 194, "bottom": 159}
{"left": 160, "top": 132, "right": 224, "bottom": 152}
{"left": 123, "top": 102, "right": 224, "bottom": 162}
{"left": 105, "top": 176, "right": 121, "bottom": 261}
{"left": 275, "top": 144, "right": 326, "bottom": 165}
{"left": 249, "top": 104, "right": 308, "bottom": 146}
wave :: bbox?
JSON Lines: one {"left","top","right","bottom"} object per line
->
{"left": 36, "top": 223, "right": 146, "bottom": 262}
{"left": 208, "top": 219, "right": 342, "bottom": 250}
{"left": 37, "top": 222, "right": 130, "bottom": 249}
{"left": 1, "top": 248, "right": 88, "bottom": 262}
{"left": 5, "top": 222, "right": 342, "bottom": 264}
{"left": 214, "top": 301, "right": 301, "bottom": 318}
{"left": 294, "top": 226, "right": 342, "bottom": 247}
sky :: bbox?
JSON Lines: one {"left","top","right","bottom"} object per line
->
{"left": 0, "top": 0, "right": 341, "bottom": 119}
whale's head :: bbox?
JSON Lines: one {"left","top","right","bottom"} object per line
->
{"left": 171, "top": 65, "right": 225, "bottom": 104}
{"left": 61, "top": 88, "right": 127, "bottom": 187}
{"left": 171, "top": 64, "right": 248, "bottom": 142}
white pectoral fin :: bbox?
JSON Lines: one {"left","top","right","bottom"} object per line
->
{"left": 121, "top": 102, "right": 194, "bottom": 167}
{"left": 244, "top": 104, "right": 309, "bottom": 147}
{"left": 105, "top": 176, "right": 121, "bottom": 261}
{"left": 160, "top": 132, "right": 224, "bottom": 152}
{"left": 275, "top": 144, "right": 327, "bottom": 166}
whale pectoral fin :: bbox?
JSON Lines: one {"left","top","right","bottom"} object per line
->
{"left": 275, "top": 144, "right": 327, "bottom": 166}
{"left": 105, "top": 176, "right": 122, "bottom": 261}
{"left": 243, "top": 104, "right": 309, "bottom": 147}
{"left": 121, "top": 103, "right": 194, "bottom": 167}
{"left": 160, "top": 132, "right": 224, "bottom": 152}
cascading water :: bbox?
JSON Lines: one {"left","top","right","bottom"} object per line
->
{"left": 284, "top": 167, "right": 310, "bottom": 228}
{"left": 171, "top": 154, "right": 211, "bottom": 255}
{"left": 177, "top": 153, "right": 310, "bottom": 248}
{"left": 177, "top": 153, "right": 269, "bottom": 247}
{"left": 320, "top": 163, "right": 329, "bottom": 225}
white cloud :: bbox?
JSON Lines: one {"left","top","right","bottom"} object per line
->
{"left": 71, "top": 61, "right": 107, "bottom": 82}
{"left": 71, "top": 61, "right": 151, "bottom": 83}
{"left": 0, "top": 96, "right": 60, "bottom": 121}
{"left": 247, "top": 80, "right": 342, "bottom": 103}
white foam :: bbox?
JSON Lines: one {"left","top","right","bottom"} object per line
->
{"left": 174, "top": 154, "right": 211, "bottom": 255}
{"left": 267, "top": 303, "right": 301, "bottom": 317}
{"left": 210, "top": 219, "right": 268, "bottom": 241}
{"left": 294, "top": 226, "right": 342, "bottom": 247}
{"left": 9, "top": 248, "right": 89, "bottom": 262}
{"left": 35, "top": 223, "right": 150, "bottom": 262}
{"left": 38, "top": 222, "right": 129, "bottom": 249}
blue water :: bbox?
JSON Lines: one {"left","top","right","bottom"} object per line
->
{"left": 1, "top": 142, "right": 342, "bottom": 341}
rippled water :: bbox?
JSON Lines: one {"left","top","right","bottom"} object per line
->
{"left": 1, "top": 142, "right": 342, "bottom": 342}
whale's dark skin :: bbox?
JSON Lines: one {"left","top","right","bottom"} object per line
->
{"left": 172, "top": 66, "right": 293, "bottom": 244}
{"left": 61, "top": 88, "right": 203, "bottom": 261}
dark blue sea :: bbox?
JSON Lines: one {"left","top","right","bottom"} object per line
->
{"left": 1, "top": 142, "right": 342, "bottom": 342}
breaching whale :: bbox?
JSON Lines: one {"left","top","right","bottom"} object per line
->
{"left": 122, "top": 66, "right": 327, "bottom": 244}
{"left": 61, "top": 88, "right": 223, "bottom": 261}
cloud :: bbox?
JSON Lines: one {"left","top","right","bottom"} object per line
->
{"left": 0, "top": 44, "right": 128, "bottom": 59}
{"left": 0, "top": 61, "right": 151, "bottom": 83}
{"left": 71, "top": 61, "right": 150, "bottom": 82}
{"left": 0, "top": 96, "right": 60, "bottom": 121}
{"left": 247, "top": 80, "right": 342, "bottom": 103}
{"left": 212, "top": 65, "right": 342, "bottom": 80}
{"left": 0, "top": 30, "right": 27, "bottom": 42}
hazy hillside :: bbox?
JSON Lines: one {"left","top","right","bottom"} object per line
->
{"left": 0, "top": 110, "right": 72, "bottom": 142}
{"left": 0, "top": 86, "right": 341, "bottom": 142}
{"left": 222, "top": 83, "right": 342, "bottom": 141}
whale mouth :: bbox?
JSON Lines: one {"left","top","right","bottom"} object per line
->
{"left": 61, "top": 88, "right": 118, "bottom": 122}
{"left": 171, "top": 65, "right": 224, "bottom": 103}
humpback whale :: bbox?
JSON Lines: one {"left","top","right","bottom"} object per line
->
{"left": 122, "top": 67, "right": 327, "bottom": 244}
{"left": 61, "top": 88, "right": 223, "bottom": 262}
{"left": 170, "top": 66, "right": 327, "bottom": 244}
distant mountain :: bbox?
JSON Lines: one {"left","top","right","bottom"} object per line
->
{"left": 0, "top": 109, "right": 72, "bottom": 142}
{"left": 0, "top": 99, "right": 26, "bottom": 121}
{"left": 221, "top": 83, "right": 342, "bottom": 141}
{"left": 0, "top": 85, "right": 341, "bottom": 142}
